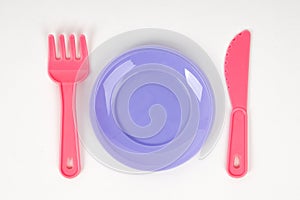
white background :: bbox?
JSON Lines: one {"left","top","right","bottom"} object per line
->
{"left": 1, "top": 0, "right": 300, "bottom": 199}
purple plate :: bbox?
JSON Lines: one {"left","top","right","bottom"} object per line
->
{"left": 90, "top": 46, "right": 215, "bottom": 171}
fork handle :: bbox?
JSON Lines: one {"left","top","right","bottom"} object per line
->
{"left": 227, "top": 108, "right": 248, "bottom": 178}
{"left": 60, "top": 82, "right": 81, "bottom": 178}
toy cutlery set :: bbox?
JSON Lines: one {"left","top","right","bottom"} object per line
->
{"left": 48, "top": 28, "right": 251, "bottom": 178}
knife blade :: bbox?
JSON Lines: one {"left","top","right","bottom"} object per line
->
{"left": 224, "top": 30, "right": 251, "bottom": 178}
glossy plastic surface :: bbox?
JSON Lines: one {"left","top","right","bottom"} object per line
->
{"left": 48, "top": 34, "right": 89, "bottom": 178}
{"left": 90, "top": 46, "right": 214, "bottom": 171}
{"left": 225, "top": 30, "right": 250, "bottom": 178}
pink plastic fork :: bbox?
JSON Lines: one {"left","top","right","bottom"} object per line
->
{"left": 48, "top": 34, "right": 89, "bottom": 178}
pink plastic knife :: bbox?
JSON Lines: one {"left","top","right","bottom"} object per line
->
{"left": 224, "top": 30, "right": 251, "bottom": 178}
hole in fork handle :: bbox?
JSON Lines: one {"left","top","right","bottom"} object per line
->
{"left": 66, "top": 157, "right": 74, "bottom": 169}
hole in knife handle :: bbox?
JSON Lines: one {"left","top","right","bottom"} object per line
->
{"left": 66, "top": 157, "right": 74, "bottom": 169}
{"left": 233, "top": 155, "right": 240, "bottom": 168}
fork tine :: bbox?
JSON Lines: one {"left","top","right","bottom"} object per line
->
{"left": 79, "top": 34, "right": 88, "bottom": 59}
{"left": 59, "top": 34, "right": 66, "bottom": 59}
{"left": 48, "top": 34, "right": 56, "bottom": 60}
{"left": 69, "top": 34, "right": 76, "bottom": 59}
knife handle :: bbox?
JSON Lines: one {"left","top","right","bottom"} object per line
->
{"left": 227, "top": 107, "right": 248, "bottom": 178}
